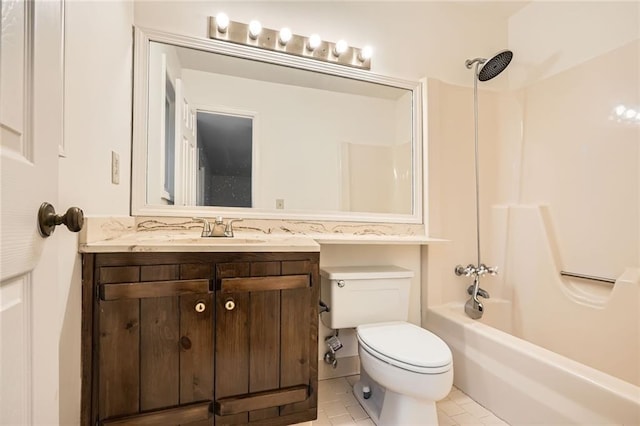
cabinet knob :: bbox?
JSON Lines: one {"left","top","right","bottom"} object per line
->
{"left": 195, "top": 301, "right": 206, "bottom": 313}
{"left": 224, "top": 298, "right": 235, "bottom": 311}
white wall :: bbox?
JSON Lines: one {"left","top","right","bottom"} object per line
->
{"left": 133, "top": 1, "right": 509, "bottom": 86}
{"left": 59, "top": 1, "right": 134, "bottom": 424}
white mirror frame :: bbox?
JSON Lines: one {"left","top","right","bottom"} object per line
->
{"left": 132, "top": 27, "right": 424, "bottom": 224}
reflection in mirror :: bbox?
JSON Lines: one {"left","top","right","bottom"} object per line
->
{"left": 135, "top": 29, "right": 422, "bottom": 222}
{"left": 197, "top": 110, "right": 253, "bottom": 208}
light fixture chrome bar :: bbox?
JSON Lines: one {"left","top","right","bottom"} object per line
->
{"left": 560, "top": 271, "right": 616, "bottom": 285}
{"left": 208, "top": 17, "right": 371, "bottom": 70}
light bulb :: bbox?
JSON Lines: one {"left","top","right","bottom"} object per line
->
{"left": 248, "top": 20, "right": 262, "bottom": 39}
{"left": 333, "top": 40, "right": 348, "bottom": 56}
{"left": 615, "top": 105, "right": 626, "bottom": 116}
{"left": 625, "top": 109, "right": 636, "bottom": 119}
{"left": 216, "top": 12, "right": 229, "bottom": 33}
{"left": 308, "top": 34, "right": 321, "bottom": 51}
{"left": 279, "top": 27, "right": 292, "bottom": 45}
{"left": 358, "top": 45, "right": 373, "bottom": 62}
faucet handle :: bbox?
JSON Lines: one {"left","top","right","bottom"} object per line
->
{"left": 455, "top": 264, "right": 476, "bottom": 277}
{"left": 193, "top": 217, "right": 212, "bottom": 237}
{"left": 479, "top": 264, "right": 499, "bottom": 276}
{"left": 225, "top": 219, "right": 243, "bottom": 237}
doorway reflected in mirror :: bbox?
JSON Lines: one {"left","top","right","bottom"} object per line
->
{"left": 196, "top": 111, "right": 253, "bottom": 208}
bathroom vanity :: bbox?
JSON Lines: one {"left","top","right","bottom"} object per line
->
{"left": 80, "top": 236, "right": 320, "bottom": 426}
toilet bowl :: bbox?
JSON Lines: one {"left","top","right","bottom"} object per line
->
{"left": 355, "top": 321, "right": 453, "bottom": 425}
{"left": 319, "top": 266, "right": 453, "bottom": 426}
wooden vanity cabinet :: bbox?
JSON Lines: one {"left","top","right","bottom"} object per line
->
{"left": 82, "top": 252, "right": 319, "bottom": 426}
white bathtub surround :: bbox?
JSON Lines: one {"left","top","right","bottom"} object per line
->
{"left": 427, "top": 303, "right": 640, "bottom": 425}
{"left": 425, "top": 206, "right": 640, "bottom": 424}
{"left": 491, "top": 205, "right": 640, "bottom": 385}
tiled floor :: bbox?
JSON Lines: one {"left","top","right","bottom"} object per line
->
{"left": 310, "top": 376, "right": 509, "bottom": 426}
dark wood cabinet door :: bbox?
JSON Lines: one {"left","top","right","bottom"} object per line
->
{"left": 83, "top": 252, "right": 319, "bottom": 426}
{"left": 95, "top": 263, "right": 214, "bottom": 426}
{"left": 214, "top": 260, "right": 318, "bottom": 425}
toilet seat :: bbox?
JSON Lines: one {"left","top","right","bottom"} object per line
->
{"left": 357, "top": 321, "right": 452, "bottom": 374}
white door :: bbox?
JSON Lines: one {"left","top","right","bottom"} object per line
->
{"left": 1, "top": 1, "right": 65, "bottom": 424}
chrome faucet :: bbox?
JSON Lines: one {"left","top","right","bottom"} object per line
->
{"left": 467, "top": 284, "right": 490, "bottom": 299}
{"left": 465, "top": 276, "right": 485, "bottom": 320}
{"left": 455, "top": 263, "right": 497, "bottom": 319}
{"left": 193, "top": 217, "right": 242, "bottom": 237}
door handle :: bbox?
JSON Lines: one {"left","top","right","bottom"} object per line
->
{"left": 37, "top": 202, "right": 84, "bottom": 237}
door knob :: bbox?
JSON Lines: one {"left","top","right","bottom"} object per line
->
{"left": 37, "top": 202, "right": 84, "bottom": 237}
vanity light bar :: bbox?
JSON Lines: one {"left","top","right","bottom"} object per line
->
{"left": 208, "top": 16, "right": 372, "bottom": 70}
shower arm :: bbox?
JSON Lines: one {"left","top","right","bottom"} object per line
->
{"left": 465, "top": 57, "right": 487, "bottom": 69}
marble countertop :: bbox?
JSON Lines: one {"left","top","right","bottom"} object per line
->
{"left": 78, "top": 217, "right": 447, "bottom": 253}
{"left": 79, "top": 232, "right": 321, "bottom": 253}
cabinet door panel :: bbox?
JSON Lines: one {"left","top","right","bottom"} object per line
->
{"left": 99, "top": 401, "right": 211, "bottom": 426}
{"left": 141, "top": 264, "right": 179, "bottom": 281}
{"left": 140, "top": 296, "right": 180, "bottom": 411}
{"left": 99, "top": 299, "right": 140, "bottom": 419}
{"left": 100, "top": 279, "right": 209, "bottom": 300}
{"left": 215, "top": 292, "right": 249, "bottom": 424}
{"left": 281, "top": 260, "right": 312, "bottom": 275}
{"left": 249, "top": 291, "right": 281, "bottom": 422}
{"left": 220, "top": 275, "right": 309, "bottom": 293}
{"left": 216, "top": 262, "right": 250, "bottom": 280}
{"left": 279, "top": 288, "right": 311, "bottom": 416}
{"left": 100, "top": 266, "right": 140, "bottom": 284}
{"left": 250, "top": 261, "right": 280, "bottom": 276}
{"left": 179, "top": 293, "right": 214, "bottom": 403}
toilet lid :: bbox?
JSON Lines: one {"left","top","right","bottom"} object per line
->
{"left": 357, "top": 322, "right": 452, "bottom": 374}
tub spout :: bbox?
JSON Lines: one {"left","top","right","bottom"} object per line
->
{"left": 467, "top": 284, "right": 490, "bottom": 299}
{"left": 465, "top": 276, "right": 484, "bottom": 319}
{"left": 465, "top": 295, "right": 484, "bottom": 319}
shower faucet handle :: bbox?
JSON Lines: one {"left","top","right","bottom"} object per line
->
{"left": 455, "top": 264, "right": 476, "bottom": 277}
{"left": 477, "top": 264, "right": 499, "bottom": 276}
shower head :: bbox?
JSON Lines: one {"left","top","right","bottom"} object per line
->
{"left": 465, "top": 50, "right": 513, "bottom": 82}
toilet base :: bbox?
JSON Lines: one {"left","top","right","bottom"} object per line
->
{"left": 354, "top": 369, "right": 439, "bottom": 426}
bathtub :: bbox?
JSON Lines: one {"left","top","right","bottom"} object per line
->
{"left": 426, "top": 300, "right": 640, "bottom": 424}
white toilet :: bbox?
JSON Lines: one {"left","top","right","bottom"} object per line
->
{"left": 320, "top": 266, "right": 453, "bottom": 426}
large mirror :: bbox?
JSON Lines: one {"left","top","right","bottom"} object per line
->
{"left": 132, "top": 28, "right": 423, "bottom": 223}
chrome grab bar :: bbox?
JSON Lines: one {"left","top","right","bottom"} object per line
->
{"left": 560, "top": 271, "right": 616, "bottom": 285}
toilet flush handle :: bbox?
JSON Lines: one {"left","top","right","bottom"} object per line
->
{"left": 337, "top": 280, "right": 345, "bottom": 288}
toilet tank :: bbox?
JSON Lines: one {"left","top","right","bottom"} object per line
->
{"left": 320, "top": 265, "right": 414, "bottom": 329}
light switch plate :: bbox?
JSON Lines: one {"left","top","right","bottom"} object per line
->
{"left": 111, "top": 151, "right": 120, "bottom": 184}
